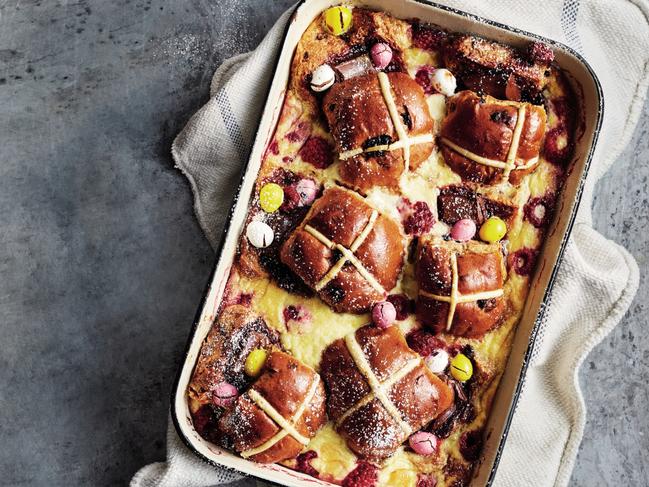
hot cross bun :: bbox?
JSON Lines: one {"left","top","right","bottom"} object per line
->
{"left": 218, "top": 351, "right": 327, "bottom": 464}
{"left": 280, "top": 186, "right": 405, "bottom": 313}
{"left": 440, "top": 90, "right": 547, "bottom": 185}
{"left": 320, "top": 325, "right": 454, "bottom": 459}
{"left": 416, "top": 237, "right": 508, "bottom": 338}
{"left": 322, "top": 72, "right": 435, "bottom": 192}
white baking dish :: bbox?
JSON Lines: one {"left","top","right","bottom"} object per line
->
{"left": 170, "top": 1, "right": 603, "bottom": 485}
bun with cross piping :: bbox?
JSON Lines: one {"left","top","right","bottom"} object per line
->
{"left": 440, "top": 90, "right": 547, "bottom": 185}
{"left": 280, "top": 186, "right": 405, "bottom": 313}
{"left": 218, "top": 350, "right": 326, "bottom": 464}
{"left": 320, "top": 324, "right": 454, "bottom": 459}
{"left": 416, "top": 237, "right": 507, "bottom": 338}
{"left": 322, "top": 72, "right": 435, "bottom": 192}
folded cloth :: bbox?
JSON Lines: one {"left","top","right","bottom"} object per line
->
{"left": 131, "top": 1, "right": 648, "bottom": 486}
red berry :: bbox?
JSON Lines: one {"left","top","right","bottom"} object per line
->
{"left": 342, "top": 461, "right": 378, "bottom": 487}
{"left": 459, "top": 430, "right": 483, "bottom": 462}
{"left": 415, "top": 66, "right": 435, "bottom": 95}
{"left": 407, "top": 329, "right": 445, "bottom": 357}
{"left": 509, "top": 248, "right": 539, "bottom": 276}
{"left": 543, "top": 127, "right": 573, "bottom": 166}
{"left": 295, "top": 450, "right": 319, "bottom": 478}
{"left": 299, "top": 136, "right": 333, "bottom": 169}
{"left": 404, "top": 201, "right": 435, "bottom": 235}
{"left": 524, "top": 195, "right": 554, "bottom": 228}
{"left": 387, "top": 294, "right": 414, "bottom": 320}
{"left": 417, "top": 474, "right": 438, "bottom": 487}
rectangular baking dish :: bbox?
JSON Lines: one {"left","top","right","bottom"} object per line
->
{"left": 170, "top": 0, "right": 604, "bottom": 485}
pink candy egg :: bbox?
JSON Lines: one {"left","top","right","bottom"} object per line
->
{"left": 409, "top": 431, "right": 438, "bottom": 456}
{"left": 372, "top": 300, "right": 396, "bottom": 329}
{"left": 295, "top": 178, "right": 318, "bottom": 206}
{"left": 450, "top": 219, "right": 476, "bottom": 242}
{"left": 212, "top": 381, "right": 238, "bottom": 407}
{"left": 370, "top": 43, "right": 393, "bottom": 70}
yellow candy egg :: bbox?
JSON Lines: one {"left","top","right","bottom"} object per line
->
{"left": 324, "top": 6, "right": 352, "bottom": 36}
{"left": 479, "top": 216, "right": 507, "bottom": 243}
{"left": 244, "top": 348, "right": 268, "bottom": 377}
{"left": 259, "top": 183, "right": 284, "bottom": 213}
{"left": 450, "top": 353, "right": 473, "bottom": 382}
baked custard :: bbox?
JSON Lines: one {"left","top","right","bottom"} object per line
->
{"left": 187, "top": 5, "right": 578, "bottom": 486}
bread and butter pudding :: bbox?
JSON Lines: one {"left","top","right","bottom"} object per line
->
{"left": 186, "top": 5, "right": 578, "bottom": 486}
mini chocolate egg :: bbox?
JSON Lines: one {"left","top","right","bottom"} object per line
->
{"left": 246, "top": 220, "right": 274, "bottom": 249}
{"left": 450, "top": 218, "right": 476, "bottom": 242}
{"left": 425, "top": 349, "right": 450, "bottom": 374}
{"left": 244, "top": 348, "right": 268, "bottom": 377}
{"left": 323, "top": 6, "right": 352, "bottom": 36}
{"left": 430, "top": 68, "right": 457, "bottom": 96}
{"left": 450, "top": 353, "right": 473, "bottom": 382}
{"left": 372, "top": 300, "right": 396, "bottom": 329}
{"left": 295, "top": 178, "right": 318, "bottom": 206}
{"left": 212, "top": 381, "right": 238, "bottom": 407}
{"left": 409, "top": 431, "right": 438, "bottom": 456}
{"left": 310, "top": 64, "right": 336, "bottom": 92}
{"left": 479, "top": 216, "right": 507, "bottom": 243}
{"left": 370, "top": 43, "right": 393, "bottom": 70}
{"left": 259, "top": 182, "right": 284, "bottom": 212}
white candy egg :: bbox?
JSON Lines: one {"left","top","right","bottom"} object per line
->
{"left": 430, "top": 68, "right": 457, "bottom": 97}
{"left": 310, "top": 64, "right": 336, "bottom": 92}
{"left": 425, "top": 349, "right": 450, "bottom": 374}
{"left": 246, "top": 220, "right": 274, "bottom": 249}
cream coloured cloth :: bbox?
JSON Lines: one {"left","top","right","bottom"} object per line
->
{"left": 132, "top": 1, "right": 648, "bottom": 486}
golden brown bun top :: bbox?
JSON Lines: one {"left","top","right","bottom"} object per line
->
{"left": 442, "top": 90, "right": 547, "bottom": 163}
{"left": 218, "top": 350, "right": 327, "bottom": 464}
{"left": 320, "top": 325, "right": 454, "bottom": 458}
{"left": 280, "top": 186, "right": 405, "bottom": 313}
{"left": 323, "top": 72, "right": 433, "bottom": 153}
{"left": 416, "top": 238, "right": 507, "bottom": 338}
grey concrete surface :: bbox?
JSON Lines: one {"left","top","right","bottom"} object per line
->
{"left": 0, "top": 1, "right": 646, "bottom": 486}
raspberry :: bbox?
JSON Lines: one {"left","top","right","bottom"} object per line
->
{"left": 404, "top": 201, "right": 435, "bottom": 235}
{"left": 295, "top": 450, "right": 319, "bottom": 478}
{"left": 281, "top": 185, "right": 301, "bottom": 212}
{"left": 299, "top": 136, "right": 333, "bottom": 169}
{"left": 286, "top": 121, "right": 311, "bottom": 144}
{"left": 342, "top": 461, "right": 378, "bottom": 487}
{"left": 387, "top": 294, "right": 414, "bottom": 320}
{"left": 412, "top": 23, "right": 447, "bottom": 51}
{"left": 266, "top": 139, "right": 279, "bottom": 156}
{"left": 459, "top": 430, "right": 483, "bottom": 462}
{"left": 192, "top": 405, "right": 221, "bottom": 444}
{"left": 406, "top": 329, "right": 445, "bottom": 357}
{"left": 527, "top": 41, "right": 554, "bottom": 66}
{"left": 524, "top": 195, "right": 554, "bottom": 228}
{"left": 417, "top": 474, "right": 438, "bottom": 487}
{"left": 509, "top": 248, "right": 539, "bottom": 276}
{"left": 283, "top": 304, "right": 310, "bottom": 323}
{"left": 415, "top": 66, "right": 435, "bottom": 95}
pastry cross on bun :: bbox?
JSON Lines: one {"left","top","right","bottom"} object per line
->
{"left": 280, "top": 186, "right": 405, "bottom": 313}
{"left": 320, "top": 325, "right": 454, "bottom": 459}
{"left": 416, "top": 237, "right": 507, "bottom": 338}
{"left": 322, "top": 71, "right": 435, "bottom": 192}
{"left": 440, "top": 90, "right": 547, "bottom": 185}
{"left": 218, "top": 351, "right": 327, "bottom": 464}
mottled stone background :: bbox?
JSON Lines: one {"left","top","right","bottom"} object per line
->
{"left": 0, "top": 1, "right": 646, "bottom": 485}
